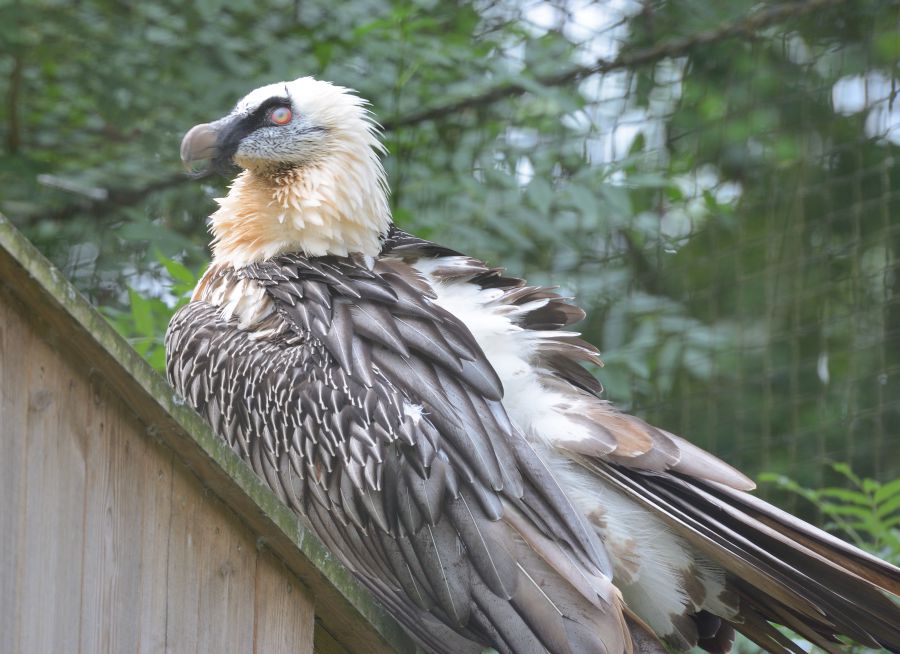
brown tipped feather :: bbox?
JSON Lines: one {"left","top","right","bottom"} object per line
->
{"left": 581, "top": 460, "right": 900, "bottom": 653}
{"left": 707, "top": 480, "right": 900, "bottom": 596}
{"left": 624, "top": 610, "right": 668, "bottom": 654}
{"left": 378, "top": 228, "right": 900, "bottom": 653}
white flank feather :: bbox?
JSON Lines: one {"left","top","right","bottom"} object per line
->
{"left": 412, "top": 258, "right": 732, "bottom": 638}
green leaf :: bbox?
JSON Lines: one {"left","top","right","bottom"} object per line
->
{"left": 526, "top": 177, "right": 553, "bottom": 216}
{"left": 876, "top": 494, "right": 900, "bottom": 520}
{"left": 817, "top": 488, "right": 872, "bottom": 506}
{"left": 157, "top": 252, "right": 197, "bottom": 286}
{"left": 128, "top": 289, "right": 155, "bottom": 338}
{"left": 874, "top": 478, "right": 900, "bottom": 504}
{"left": 817, "top": 504, "right": 873, "bottom": 520}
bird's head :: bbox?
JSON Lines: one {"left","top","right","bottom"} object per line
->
{"left": 181, "top": 77, "right": 391, "bottom": 266}
{"left": 181, "top": 77, "right": 384, "bottom": 176}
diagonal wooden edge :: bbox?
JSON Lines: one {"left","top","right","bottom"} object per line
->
{"left": 0, "top": 213, "right": 418, "bottom": 654}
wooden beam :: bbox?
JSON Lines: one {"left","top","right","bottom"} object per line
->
{"left": 0, "top": 213, "right": 417, "bottom": 654}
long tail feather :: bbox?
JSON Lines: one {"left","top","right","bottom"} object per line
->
{"left": 581, "top": 459, "right": 900, "bottom": 654}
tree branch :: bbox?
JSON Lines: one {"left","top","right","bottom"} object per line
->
{"left": 24, "top": 0, "right": 852, "bottom": 225}
{"left": 382, "top": 0, "right": 852, "bottom": 130}
{"left": 40, "top": 172, "right": 206, "bottom": 223}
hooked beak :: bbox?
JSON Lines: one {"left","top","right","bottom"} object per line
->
{"left": 180, "top": 122, "right": 220, "bottom": 166}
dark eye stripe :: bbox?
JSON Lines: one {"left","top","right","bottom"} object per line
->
{"left": 249, "top": 97, "right": 291, "bottom": 127}
{"left": 211, "top": 95, "right": 302, "bottom": 174}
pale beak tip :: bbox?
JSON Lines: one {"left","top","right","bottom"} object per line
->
{"left": 180, "top": 122, "right": 219, "bottom": 166}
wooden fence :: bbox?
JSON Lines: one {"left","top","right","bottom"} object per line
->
{"left": 0, "top": 215, "right": 415, "bottom": 654}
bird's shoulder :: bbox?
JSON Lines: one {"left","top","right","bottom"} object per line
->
{"left": 168, "top": 243, "right": 535, "bottom": 522}
{"left": 165, "top": 235, "right": 631, "bottom": 653}
{"left": 380, "top": 227, "right": 754, "bottom": 492}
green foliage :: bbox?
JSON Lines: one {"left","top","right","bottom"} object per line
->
{"left": 100, "top": 253, "right": 201, "bottom": 372}
{"left": 761, "top": 464, "right": 900, "bottom": 562}
{"left": 727, "top": 465, "right": 900, "bottom": 654}
{"left": 2, "top": 0, "right": 898, "bottom": 512}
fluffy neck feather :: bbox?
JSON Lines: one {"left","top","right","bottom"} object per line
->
{"left": 209, "top": 147, "right": 391, "bottom": 267}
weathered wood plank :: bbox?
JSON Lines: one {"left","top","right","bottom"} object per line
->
{"left": 166, "top": 463, "right": 257, "bottom": 652}
{"left": 18, "top": 309, "right": 88, "bottom": 654}
{"left": 79, "top": 378, "right": 175, "bottom": 654}
{"left": 0, "top": 289, "right": 29, "bottom": 654}
{"left": 135, "top": 446, "right": 174, "bottom": 654}
{"left": 254, "top": 548, "right": 316, "bottom": 653}
{"left": 80, "top": 376, "right": 130, "bottom": 654}
{"left": 0, "top": 213, "right": 416, "bottom": 654}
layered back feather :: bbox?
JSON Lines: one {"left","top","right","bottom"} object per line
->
{"left": 169, "top": 76, "right": 900, "bottom": 654}
{"left": 382, "top": 229, "right": 900, "bottom": 654}
{"left": 167, "top": 251, "right": 636, "bottom": 654}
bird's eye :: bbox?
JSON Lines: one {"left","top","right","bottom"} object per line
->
{"left": 270, "top": 106, "right": 293, "bottom": 125}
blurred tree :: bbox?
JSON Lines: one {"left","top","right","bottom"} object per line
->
{"left": 2, "top": 0, "right": 898, "bottom": 507}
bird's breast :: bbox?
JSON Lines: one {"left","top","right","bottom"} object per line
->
{"left": 193, "top": 263, "right": 275, "bottom": 331}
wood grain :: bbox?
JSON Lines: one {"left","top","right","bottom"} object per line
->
{"left": 254, "top": 548, "right": 316, "bottom": 653}
{"left": 166, "top": 463, "right": 257, "bottom": 652}
{"left": 78, "top": 378, "right": 174, "bottom": 654}
{"left": 9, "top": 293, "right": 87, "bottom": 653}
{"left": 0, "top": 215, "right": 415, "bottom": 654}
{"left": 0, "top": 286, "right": 320, "bottom": 653}
{"left": 0, "top": 289, "right": 28, "bottom": 654}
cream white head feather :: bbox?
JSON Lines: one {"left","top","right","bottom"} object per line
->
{"left": 181, "top": 77, "right": 391, "bottom": 266}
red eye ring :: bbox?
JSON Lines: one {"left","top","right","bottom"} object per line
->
{"left": 270, "top": 106, "right": 293, "bottom": 125}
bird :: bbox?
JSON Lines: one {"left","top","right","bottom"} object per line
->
{"left": 168, "top": 76, "right": 900, "bottom": 654}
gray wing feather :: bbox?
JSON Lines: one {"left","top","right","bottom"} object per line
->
{"left": 166, "top": 252, "right": 628, "bottom": 654}
{"left": 584, "top": 459, "right": 900, "bottom": 653}
{"left": 446, "top": 493, "right": 518, "bottom": 600}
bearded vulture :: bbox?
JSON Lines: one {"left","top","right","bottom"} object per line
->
{"left": 167, "top": 77, "right": 900, "bottom": 654}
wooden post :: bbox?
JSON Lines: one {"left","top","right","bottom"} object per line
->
{"left": 0, "top": 214, "right": 415, "bottom": 654}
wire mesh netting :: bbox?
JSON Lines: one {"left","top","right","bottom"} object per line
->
{"left": 533, "top": 2, "right": 900, "bottom": 493}
{"left": 377, "top": 1, "right": 900, "bottom": 508}
{"left": 3, "top": 0, "right": 898, "bottom": 511}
